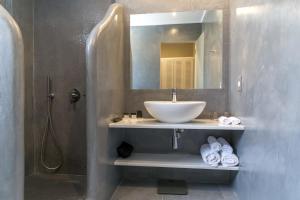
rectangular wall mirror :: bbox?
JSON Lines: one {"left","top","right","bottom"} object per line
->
{"left": 130, "top": 10, "right": 223, "bottom": 90}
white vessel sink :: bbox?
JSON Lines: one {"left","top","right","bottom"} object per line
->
{"left": 144, "top": 101, "right": 206, "bottom": 123}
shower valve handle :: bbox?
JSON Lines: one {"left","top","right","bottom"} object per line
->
{"left": 70, "top": 88, "right": 81, "bottom": 104}
{"left": 48, "top": 93, "right": 55, "bottom": 99}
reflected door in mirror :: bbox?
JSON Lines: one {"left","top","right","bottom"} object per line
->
{"left": 160, "top": 57, "right": 195, "bottom": 89}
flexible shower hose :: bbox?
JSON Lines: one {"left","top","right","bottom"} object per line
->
{"left": 40, "top": 77, "right": 64, "bottom": 172}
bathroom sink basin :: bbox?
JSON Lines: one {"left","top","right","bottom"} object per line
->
{"left": 144, "top": 101, "right": 206, "bottom": 123}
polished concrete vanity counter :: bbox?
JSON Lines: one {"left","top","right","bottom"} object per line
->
{"left": 109, "top": 118, "right": 245, "bottom": 131}
{"left": 114, "top": 153, "right": 239, "bottom": 171}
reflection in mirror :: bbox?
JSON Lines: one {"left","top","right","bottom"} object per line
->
{"left": 130, "top": 10, "right": 223, "bottom": 90}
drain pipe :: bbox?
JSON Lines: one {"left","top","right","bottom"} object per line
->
{"left": 173, "top": 129, "right": 184, "bottom": 150}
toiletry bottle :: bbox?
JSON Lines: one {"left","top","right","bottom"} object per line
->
{"left": 131, "top": 112, "right": 137, "bottom": 123}
{"left": 136, "top": 110, "right": 143, "bottom": 118}
{"left": 123, "top": 113, "right": 130, "bottom": 123}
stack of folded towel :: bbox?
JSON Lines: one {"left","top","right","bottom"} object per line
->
{"left": 200, "top": 136, "right": 239, "bottom": 167}
{"left": 218, "top": 116, "right": 241, "bottom": 126}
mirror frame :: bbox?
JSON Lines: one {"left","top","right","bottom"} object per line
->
{"left": 128, "top": 9, "right": 228, "bottom": 92}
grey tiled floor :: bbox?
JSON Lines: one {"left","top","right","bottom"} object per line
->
{"left": 25, "top": 175, "right": 237, "bottom": 200}
{"left": 25, "top": 174, "right": 86, "bottom": 200}
{"left": 111, "top": 180, "right": 238, "bottom": 200}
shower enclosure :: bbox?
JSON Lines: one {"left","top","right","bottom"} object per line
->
{"left": 0, "top": 1, "right": 124, "bottom": 199}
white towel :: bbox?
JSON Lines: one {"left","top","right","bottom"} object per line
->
{"left": 228, "top": 117, "right": 241, "bottom": 125}
{"left": 207, "top": 136, "right": 221, "bottom": 152}
{"left": 217, "top": 137, "right": 233, "bottom": 155}
{"left": 218, "top": 116, "right": 241, "bottom": 125}
{"left": 200, "top": 144, "right": 221, "bottom": 167}
{"left": 218, "top": 116, "right": 231, "bottom": 125}
{"left": 220, "top": 151, "right": 239, "bottom": 167}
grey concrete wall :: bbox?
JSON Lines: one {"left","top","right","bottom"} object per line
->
{"left": 0, "top": 5, "right": 24, "bottom": 200}
{"left": 131, "top": 24, "right": 202, "bottom": 89}
{"left": 13, "top": 0, "right": 34, "bottom": 177}
{"left": 0, "top": 0, "right": 11, "bottom": 11}
{"left": 86, "top": 4, "right": 124, "bottom": 200}
{"left": 33, "top": 0, "right": 113, "bottom": 174}
{"left": 1, "top": 0, "right": 34, "bottom": 176}
{"left": 229, "top": 0, "right": 300, "bottom": 199}
{"left": 116, "top": 0, "right": 230, "bottom": 117}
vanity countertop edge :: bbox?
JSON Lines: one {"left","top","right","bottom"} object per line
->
{"left": 109, "top": 118, "right": 245, "bottom": 131}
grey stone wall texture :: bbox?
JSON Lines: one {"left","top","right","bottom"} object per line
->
{"left": 0, "top": 4, "right": 24, "bottom": 200}
{"left": 230, "top": 0, "right": 300, "bottom": 199}
{"left": 86, "top": 4, "right": 125, "bottom": 200}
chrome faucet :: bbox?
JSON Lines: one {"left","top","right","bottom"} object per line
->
{"left": 172, "top": 89, "right": 177, "bottom": 103}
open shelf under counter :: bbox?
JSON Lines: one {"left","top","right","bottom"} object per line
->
{"left": 114, "top": 153, "right": 239, "bottom": 171}
{"left": 109, "top": 118, "right": 245, "bottom": 131}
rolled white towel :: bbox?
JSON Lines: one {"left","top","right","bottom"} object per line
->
{"left": 200, "top": 144, "right": 221, "bottom": 167}
{"left": 228, "top": 117, "right": 241, "bottom": 125}
{"left": 218, "top": 116, "right": 231, "bottom": 125}
{"left": 207, "top": 136, "right": 221, "bottom": 152}
{"left": 217, "top": 137, "right": 233, "bottom": 155}
{"left": 220, "top": 151, "right": 239, "bottom": 167}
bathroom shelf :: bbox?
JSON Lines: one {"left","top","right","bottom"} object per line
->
{"left": 114, "top": 153, "right": 239, "bottom": 171}
{"left": 109, "top": 118, "right": 245, "bottom": 131}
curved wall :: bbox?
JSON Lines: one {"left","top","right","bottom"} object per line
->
{"left": 0, "top": 5, "right": 24, "bottom": 200}
{"left": 86, "top": 3, "right": 124, "bottom": 200}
